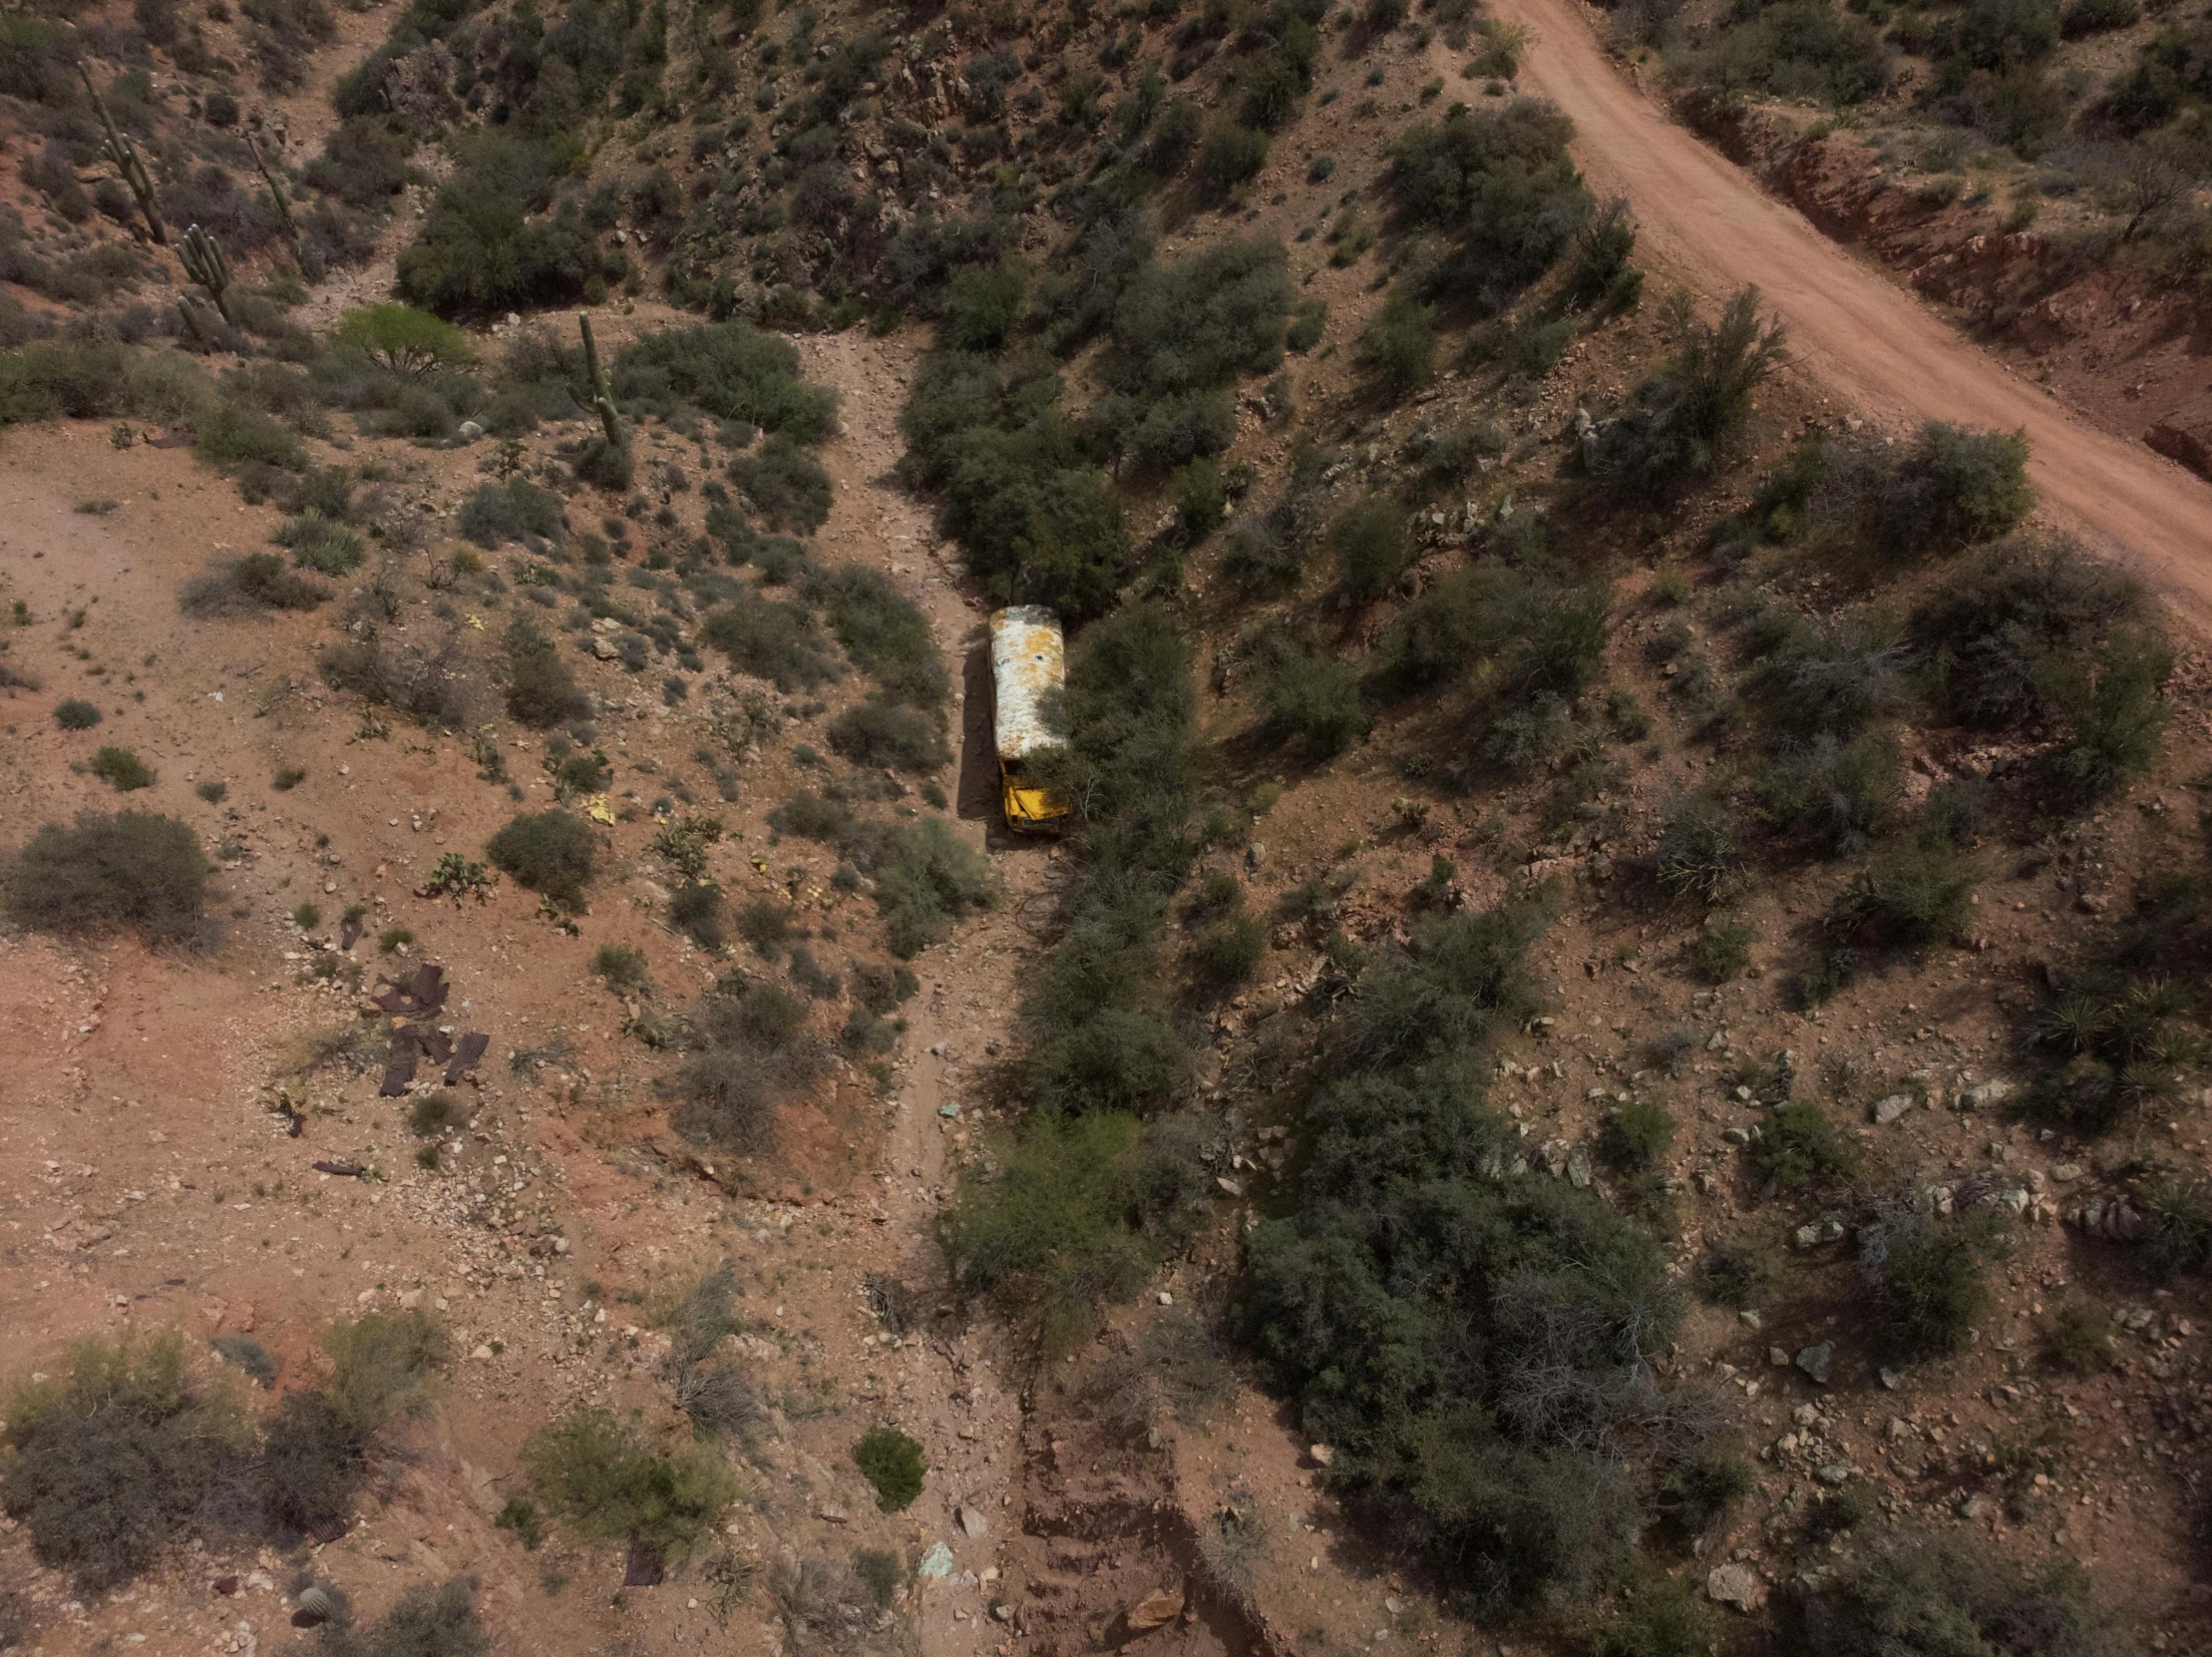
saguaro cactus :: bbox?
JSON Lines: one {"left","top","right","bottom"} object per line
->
{"left": 578, "top": 313, "right": 621, "bottom": 447}
{"left": 176, "top": 295, "right": 212, "bottom": 349}
{"left": 245, "top": 133, "right": 299, "bottom": 245}
{"left": 78, "top": 62, "right": 166, "bottom": 245}
{"left": 181, "top": 223, "right": 232, "bottom": 323}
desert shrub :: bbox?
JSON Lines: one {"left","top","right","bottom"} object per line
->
{"left": 1261, "top": 645, "right": 1367, "bottom": 757}
{"left": 809, "top": 565, "right": 946, "bottom": 710}
{"left": 194, "top": 398, "right": 307, "bottom": 472}
{"left": 6, "top": 811, "right": 209, "bottom": 941}
{"left": 939, "top": 1110, "right": 1190, "bottom": 1350}
{"left": 942, "top": 258, "right": 1028, "bottom": 351}
{"left": 1749, "top": 728, "right": 1901, "bottom": 857}
{"left": 397, "top": 136, "right": 614, "bottom": 316}
{"left": 1017, "top": 897, "right": 1187, "bottom": 1113}
{"left": 1173, "top": 457, "right": 1228, "bottom": 544}
{"left": 320, "top": 636, "right": 470, "bottom": 727}
{"left": 1196, "top": 120, "right": 1270, "bottom": 199}
{"left": 1750, "top": 1099, "right": 1861, "bottom": 1189}
{"left": 1219, "top": 446, "right": 1330, "bottom": 591}
{"left": 1331, "top": 496, "right": 1413, "bottom": 601}
{"left": 408, "top": 1090, "right": 470, "bottom": 1137}
{"left": 730, "top": 435, "right": 834, "bottom": 532}
{"left": 670, "top": 980, "right": 823, "bottom": 1152}
{"left": 1593, "top": 1570, "right": 1714, "bottom": 1657}
{"left": 485, "top": 810, "right": 597, "bottom": 910}
{"left": 1691, "top": 1236, "right": 1784, "bottom": 1307}
{"left": 698, "top": 593, "right": 843, "bottom": 690}
{"left": 1380, "top": 561, "right": 1612, "bottom": 698}
{"left": 2042, "top": 1301, "right": 2115, "bottom": 1373}
{"left": 1188, "top": 910, "right": 1266, "bottom": 987}
{"left": 1872, "top": 423, "right": 2031, "bottom": 556}
{"left": 331, "top": 304, "right": 476, "bottom": 378}
{"left": 612, "top": 321, "right": 839, "bottom": 441}
{"left": 1802, "top": 1530, "right": 2123, "bottom": 1657}
{"left": 852, "top": 818, "right": 995, "bottom": 958}
{"left": 90, "top": 745, "right": 152, "bottom": 791}
{"left": 1740, "top": 611, "right": 1905, "bottom": 742}
{"left": 1603, "top": 1097, "right": 1676, "bottom": 1171}
{"left": 1361, "top": 287, "right": 1437, "bottom": 397}
{"left": 2060, "top": 0, "right": 2136, "bottom": 33}
{"left": 1687, "top": 0, "right": 1894, "bottom": 105}
{"left": 274, "top": 510, "right": 366, "bottom": 575}
{"left": 322, "top": 1579, "right": 489, "bottom": 1657}
{"left": 503, "top": 621, "right": 589, "bottom": 727}
{"left": 851, "top": 1427, "right": 925, "bottom": 1512}
{"left": 53, "top": 697, "right": 102, "bottom": 729}
{"left": 1830, "top": 838, "right": 1977, "bottom": 949}
{"left": 182, "top": 552, "right": 327, "bottom": 616}
{"left": 1860, "top": 1203, "right": 2007, "bottom": 1361}
{"left": 2138, "top": 1170, "right": 2212, "bottom": 1277}
{"left": 827, "top": 701, "right": 948, "bottom": 773}
{"left": 1908, "top": 535, "right": 2148, "bottom": 729}
{"left": 1387, "top": 99, "right": 1591, "bottom": 313}
{"left": 1588, "top": 288, "right": 1784, "bottom": 503}
{"left": 458, "top": 480, "right": 564, "bottom": 548}
{"left": 1686, "top": 914, "right": 1756, "bottom": 983}
{"left": 525, "top": 1410, "right": 736, "bottom": 1562}
{"left": 2037, "top": 631, "right": 2172, "bottom": 798}
{"left": 670, "top": 881, "right": 725, "bottom": 951}
{"left": 0, "top": 1330, "right": 250, "bottom": 1591}
{"left": 1651, "top": 800, "right": 1742, "bottom": 903}
{"left": 593, "top": 942, "right": 648, "bottom": 991}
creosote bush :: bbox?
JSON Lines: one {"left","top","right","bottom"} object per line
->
{"left": 91, "top": 745, "right": 154, "bottom": 791}
{"left": 851, "top": 1426, "right": 926, "bottom": 1512}
{"left": 524, "top": 1410, "right": 737, "bottom": 1565}
{"left": 485, "top": 810, "right": 597, "bottom": 910}
{"left": 1859, "top": 1202, "right": 2008, "bottom": 1361}
{"left": 1801, "top": 1529, "right": 2123, "bottom": 1657}
{"left": 6, "top": 810, "right": 210, "bottom": 942}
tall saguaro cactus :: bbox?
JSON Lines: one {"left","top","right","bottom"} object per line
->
{"left": 245, "top": 133, "right": 299, "bottom": 246}
{"left": 78, "top": 62, "right": 166, "bottom": 245}
{"left": 578, "top": 313, "right": 621, "bottom": 448}
{"left": 181, "top": 224, "right": 232, "bottom": 323}
{"left": 176, "top": 295, "right": 213, "bottom": 350}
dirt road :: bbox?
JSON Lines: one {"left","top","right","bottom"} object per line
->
{"left": 1458, "top": 1, "right": 2212, "bottom": 627}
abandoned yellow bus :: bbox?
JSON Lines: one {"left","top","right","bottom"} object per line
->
{"left": 988, "top": 606, "right": 1071, "bottom": 833}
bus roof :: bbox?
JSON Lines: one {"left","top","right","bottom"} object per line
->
{"left": 989, "top": 606, "right": 1064, "bottom": 765}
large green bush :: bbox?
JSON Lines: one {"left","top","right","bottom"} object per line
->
{"left": 486, "top": 810, "right": 597, "bottom": 910}
{"left": 524, "top": 1410, "right": 736, "bottom": 1562}
{"left": 1331, "top": 495, "right": 1413, "bottom": 601}
{"left": 1860, "top": 1204, "right": 2008, "bottom": 1361}
{"left": 6, "top": 811, "right": 210, "bottom": 941}
{"left": 1802, "top": 1530, "right": 2122, "bottom": 1657}
{"left": 1589, "top": 288, "right": 1784, "bottom": 503}
{"left": 612, "top": 321, "right": 839, "bottom": 441}
{"left": 503, "top": 621, "right": 589, "bottom": 728}
{"left": 851, "top": 1427, "right": 926, "bottom": 1512}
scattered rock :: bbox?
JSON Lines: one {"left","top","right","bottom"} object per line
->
{"left": 2049, "top": 1162, "right": 2084, "bottom": 1183}
{"left": 1795, "top": 1343, "right": 1834, "bottom": 1385}
{"left": 1738, "top": 1310, "right": 1763, "bottom": 1332}
{"left": 1308, "top": 1444, "right": 1335, "bottom": 1467}
{"left": 1872, "top": 1094, "right": 1913, "bottom": 1125}
{"left": 1705, "top": 1563, "right": 1766, "bottom": 1611}
{"left": 1960, "top": 1078, "right": 2015, "bottom": 1110}
{"left": 1795, "top": 1218, "right": 1846, "bottom": 1249}
{"left": 1126, "top": 1588, "right": 1186, "bottom": 1633}
{"left": 457, "top": 420, "right": 484, "bottom": 442}
{"left": 1817, "top": 1463, "right": 1852, "bottom": 1485}
{"left": 958, "top": 1505, "right": 989, "bottom": 1539}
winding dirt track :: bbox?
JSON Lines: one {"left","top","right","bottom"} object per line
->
{"left": 1461, "top": 0, "right": 2212, "bottom": 627}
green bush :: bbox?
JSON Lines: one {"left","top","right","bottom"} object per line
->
{"left": 525, "top": 1410, "right": 737, "bottom": 1561}
{"left": 1331, "top": 496, "right": 1413, "bottom": 602}
{"left": 0, "top": 1330, "right": 250, "bottom": 1591}
{"left": 6, "top": 811, "right": 209, "bottom": 940}
{"left": 1603, "top": 1098, "right": 1676, "bottom": 1171}
{"left": 91, "top": 745, "right": 153, "bottom": 791}
{"left": 1686, "top": 0, "right": 1894, "bottom": 105}
{"left": 2042, "top": 1301, "right": 2115, "bottom": 1374}
{"left": 1593, "top": 1569, "right": 1714, "bottom": 1657}
{"left": 1749, "top": 1099, "right": 1861, "bottom": 1189}
{"left": 2138, "top": 1169, "right": 2212, "bottom": 1277}
{"left": 485, "top": 810, "right": 597, "bottom": 910}
{"left": 698, "top": 594, "right": 844, "bottom": 690}
{"left": 856, "top": 818, "right": 995, "bottom": 958}
{"left": 826, "top": 701, "right": 948, "bottom": 773}
{"left": 851, "top": 1427, "right": 926, "bottom": 1512}
{"left": 330, "top": 303, "right": 477, "bottom": 378}
{"left": 397, "top": 136, "right": 614, "bottom": 316}
{"left": 274, "top": 510, "right": 365, "bottom": 576}
{"left": 593, "top": 942, "right": 648, "bottom": 991}
{"left": 730, "top": 434, "right": 834, "bottom": 533}
{"left": 182, "top": 552, "right": 328, "bottom": 616}
{"left": 810, "top": 565, "right": 946, "bottom": 709}
{"left": 323, "top": 1579, "right": 489, "bottom": 1657}
{"left": 318, "top": 637, "right": 470, "bottom": 727}
{"left": 459, "top": 480, "right": 564, "bottom": 549}
{"left": 1188, "top": 910, "right": 1266, "bottom": 988}
{"left": 193, "top": 399, "right": 306, "bottom": 472}
{"left": 503, "top": 621, "right": 589, "bottom": 728}
{"left": 1381, "top": 561, "right": 1612, "bottom": 698}
{"left": 670, "top": 881, "right": 725, "bottom": 951}
{"left": 1908, "top": 534, "right": 2148, "bottom": 730}
{"left": 942, "top": 258, "right": 1028, "bottom": 351}
{"left": 53, "top": 697, "right": 101, "bottom": 729}
{"left": 1196, "top": 120, "right": 1270, "bottom": 200}
{"left": 408, "top": 1090, "right": 470, "bottom": 1137}
{"left": 1860, "top": 1204, "right": 2007, "bottom": 1360}
{"left": 1685, "top": 914, "right": 1756, "bottom": 983}
{"left": 2036, "top": 630, "right": 2172, "bottom": 798}
{"left": 939, "top": 1110, "right": 1180, "bottom": 1350}
{"left": 612, "top": 320, "right": 840, "bottom": 442}
{"left": 1172, "top": 457, "right": 1228, "bottom": 544}
{"left": 1804, "top": 1531, "right": 2123, "bottom": 1657}
{"left": 1830, "top": 838, "right": 1977, "bottom": 949}
{"left": 1261, "top": 645, "right": 1367, "bottom": 758}
{"left": 1750, "top": 729, "right": 1900, "bottom": 856}
{"left": 1589, "top": 288, "right": 1784, "bottom": 504}
{"left": 1651, "top": 800, "right": 1742, "bottom": 904}
{"left": 1361, "top": 287, "right": 1437, "bottom": 397}
{"left": 670, "top": 983, "right": 822, "bottom": 1153}
{"left": 1387, "top": 100, "right": 1591, "bottom": 313}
